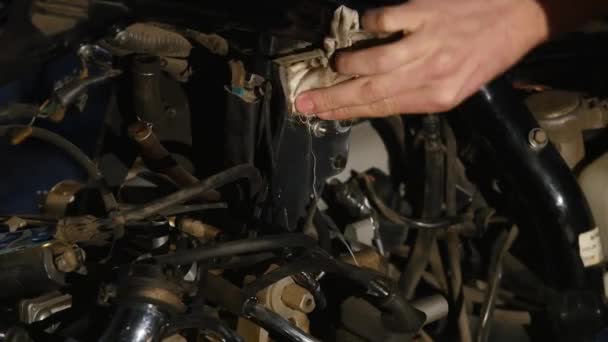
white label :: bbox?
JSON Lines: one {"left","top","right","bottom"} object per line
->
{"left": 579, "top": 227, "right": 604, "bottom": 267}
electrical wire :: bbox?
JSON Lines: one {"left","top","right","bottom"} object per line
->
{"left": 477, "top": 226, "right": 519, "bottom": 342}
{"left": 153, "top": 234, "right": 316, "bottom": 265}
{"left": 113, "top": 164, "right": 261, "bottom": 225}
{"left": 0, "top": 125, "right": 118, "bottom": 213}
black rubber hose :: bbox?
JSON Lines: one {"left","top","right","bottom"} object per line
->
{"left": 116, "top": 164, "right": 262, "bottom": 224}
{"left": 360, "top": 172, "right": 459, "bottom": 229}
{"left": 154, "top": 234, "right": 316, "bottom": 265}
{"left": 0, "top": 125, "right": 118, "bottom": 213}
{"left": 241, "top": 250, "right": 426, "bottom": 337}
{"left": 0, "top": 103, "right": 38, "bottom": 124}
{"left": 54, "top": 69, "right": 122, "bottom": 108}
{"left": 375, "top": 289, "right": 427, "bottom": 337}
{"left": 312, "top": 208, "right": 332, "bottom": 251}
{"left": 212, "top": 252, "right": 276, "bottom": 270}
{"left": 456, "top": 77, "right": 605, "bottom": 337}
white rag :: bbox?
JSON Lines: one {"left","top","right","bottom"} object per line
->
{"left": 276, "top": 6, "right": 376, "bottom": 116}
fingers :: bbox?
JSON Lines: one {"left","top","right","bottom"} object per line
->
{"left": 362, "top": 3, "right": 428, "bottom": 33}
{"left": 335, "top": 32, "right": 431, "bottom": 76}
{"left": 314, "top": 88, "right": 430, "bottom": 120}
{"left": 295, "top": 72, "right": 403, "bottom": 114}
{"left": 315, "top": 81, "right": 465, "bottom": 120}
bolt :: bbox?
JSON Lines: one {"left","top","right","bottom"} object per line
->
{"left": 281, "top": 284, "right": 315, "bottom": 313}
{"left": 528, "top": 128, "right": 548, "bottom": 151}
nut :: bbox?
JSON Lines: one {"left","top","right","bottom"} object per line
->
{"left": 528, "top": 128, "right": 548, "bottom": 151}
{"left": 281, "top": 284, "right": 315, "bottom": 314}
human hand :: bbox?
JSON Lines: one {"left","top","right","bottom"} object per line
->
{"left": 295, "top": 0, "right": 550, "bottom": 119}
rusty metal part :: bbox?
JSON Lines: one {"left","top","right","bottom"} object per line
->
{"left": 128, "top": 121, "right": 220, "bottom": 201}
{"left": 177, "top": 218, "right": 220, "bottom": 241}
{"left": 42, "top": 180, "right": 84, "bottom": 218}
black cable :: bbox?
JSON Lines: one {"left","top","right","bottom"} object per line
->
{"left": 153, "top": 234, "right": 316, "bottom": 265}
{"left": 0, "top": 125, "right": 118, "bottom": 213}
{"left": 358, "top": 171, "right": 459, "bottom": 230}
{"left": 312, "top": 209, "right": 332, "bottom": 251}
{"left": 243, "top": 257, "right": 321, "bottom": 296}
{"left": 115, "top": 164, "right": 262, "bottom": 225}
{"left": 241, "top": 249, "right": 425, "bottom": 337}
{"left": 401, "top": 216, "right": 463, "bottom": 229}
{"left": 211, "top": 252, "right": 276, "bottom": 270}
{"left": 293, "top": 272, "right": 327, "bottom": 310}
{"left": 158, "top": 203, "right": 228, "bottom": 216}
{"left": 0, "top": 103, "right": 38, "bottom": 124}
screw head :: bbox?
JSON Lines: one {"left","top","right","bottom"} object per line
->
{"left": 529, "top": 128, "right": 548, "bottom": 151}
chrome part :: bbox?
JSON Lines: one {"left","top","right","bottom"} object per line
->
{"left": 101, "top": 303, "right": 170, "bottom": 342}
{"left": 18, "top": 292, "right": 72, "bottom": 324}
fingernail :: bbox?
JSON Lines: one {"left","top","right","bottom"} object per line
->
{"left": 296, "top": 94, "right": 315, "bottom": 114}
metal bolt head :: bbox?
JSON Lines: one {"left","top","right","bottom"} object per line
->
{"left": 528, "top": 128, "right": 548, "bottom": 151}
